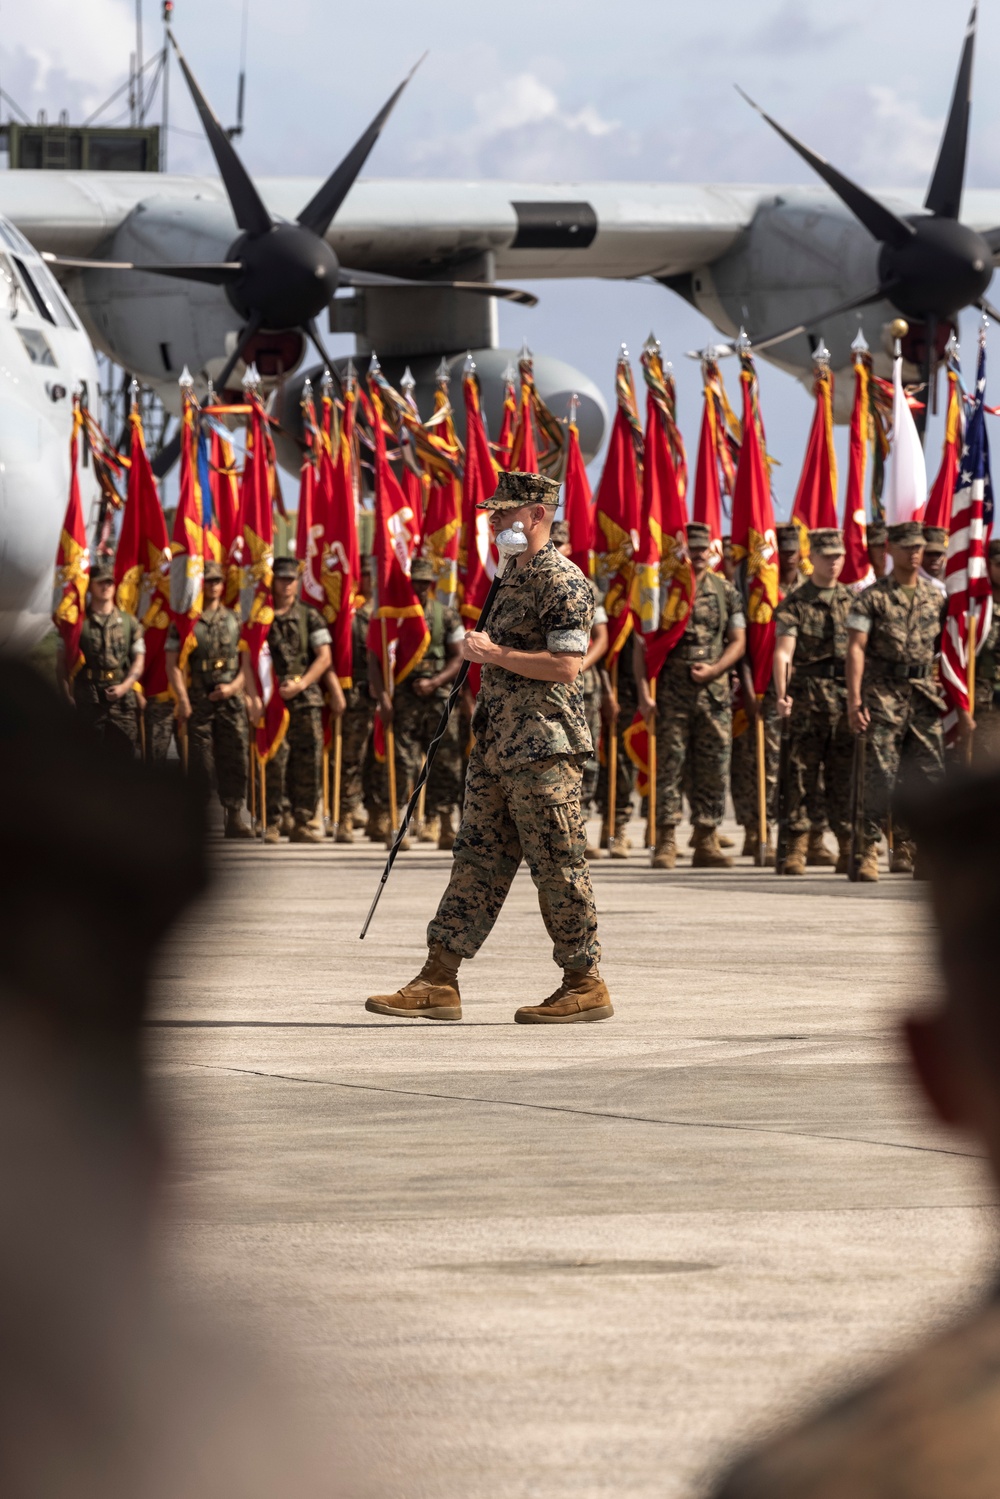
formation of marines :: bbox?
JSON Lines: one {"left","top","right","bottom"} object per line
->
{"left": 62, "top": 499, "right": 994, "bottom": 886}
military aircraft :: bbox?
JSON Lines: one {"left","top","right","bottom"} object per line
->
{"left": 0, "top": 3, "right": 997, "bottom": 644}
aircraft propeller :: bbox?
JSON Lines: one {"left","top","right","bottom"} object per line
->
{"left": 735, "top": 2, "right": 1000, "bottom": 419}
{"left": 44, "top": 33, "right": 537, "bottom": 473}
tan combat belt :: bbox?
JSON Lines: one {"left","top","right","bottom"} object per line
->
{"left": 84, "top": 667, "right": 124, "bottom": 683}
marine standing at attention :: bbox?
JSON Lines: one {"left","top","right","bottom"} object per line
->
{"left": 366, "top": 471, "right": 612, "bottom": 1026}
{"left": 64, "top": 556, "right": 145, "bottom": 757}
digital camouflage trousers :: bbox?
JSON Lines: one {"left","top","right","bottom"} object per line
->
{"left": 428, "top": 743, "right": 600, "bottom": 971}
{"left": 264, "top": 703, "right": 323, "bottom": 825}
{"left": 187, "top": 693, "right": 249, "bottom": 808}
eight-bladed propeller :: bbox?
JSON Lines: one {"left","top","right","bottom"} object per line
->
{"left": 45, "top": 32, "right": 536, "bottom": 471}
{"left": 736, "top": 3, "right": 999, "bottom": 395}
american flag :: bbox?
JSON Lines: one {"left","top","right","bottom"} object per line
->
{"left": 941, "top": 334, "right": 994, "bottom": 737}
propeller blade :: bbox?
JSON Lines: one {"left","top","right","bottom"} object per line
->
{"left": 976, "top": 225, "right": 1000, "bottom": 256}
{"left": 167, "top": 30, "right": 272, "bottom": 237}
{"left": 42, "top": 251, "right": 242, "bottom": 285}
{"left": 296, "top": 55, "right": 426, "bottom": 238}
{"left": 339, "top": 265, "right": 538, "bottom": 307}
{"left": 924, "top": 3, "right": 977, "bottom": 219}
{"left": 150, "top": 313, "right": 262, "bottom": 479}
{"left": 978, "top": 297, "right": 1000, "bottom": 322}
{"left": 741, "top": 285, "right": 892, "bottom": 354}
{"left": 735, "top": 86, "right": 915, "bottom": 250}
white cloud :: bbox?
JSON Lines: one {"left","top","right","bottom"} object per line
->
{"left": 862, "top": 85, "right": 942, "bottom": 185}
{"left": 0, "top": 0, "right": 134, "bottom": 119}
{"left": 472, "top": 73, "right": 619, "bottom": 141}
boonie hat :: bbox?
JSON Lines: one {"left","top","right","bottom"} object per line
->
{"left": 477, "top": 470, "right": 561, "bottom": 512}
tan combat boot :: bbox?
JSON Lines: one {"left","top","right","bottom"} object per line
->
{"left": 263, "top": 822, "right": 281, "bottom": 845}
{"left": 514, "top": 966, "right": 613, "bottom": 1024}
{"left": 782, "top": 831, "right": 809, "bottom": 876}
{"left": 890, "top": 839, "right": 915, "bottom": 874}
{"left": 335, "top": 814, "right": 354, "bottom": 845}
{"left": 365, "top": 944, "right": 463, "bottom": 1021}
{"left": 858, "top": 843, "right": 880, "bottom": 882}
{"left": 651, "top": 828, "right": 677, "bottom": 870}
{"left": 807, "top": 829, "right": 837, "bottom": 866}
{"left": 417, "top": 815, "right": 440, "bottom": 845}
{"left": 368, "top": 810, "right": 389, "bottom": 843}
{"left": 691, "top": 824, "right": 734, "bottom": 868}
{"left": 835, "top": 832, "right": 851, "bottom": 876}
{"left": 438, "top": 811, "right": 457, "bottom": 852}
{"left": 290, "top": 820, "right": 324, "bottom": 844}
{"left": 224, "top": 805, "right": 254, "bottom": 839}
{"left": 279, "top": 809, "right": 295, "bottom": 837}
{"left": 610, "top": 829, "right": 631, "bottom": 860}
{"left": 740, "top": 826, "right": 755, "bottom": 857}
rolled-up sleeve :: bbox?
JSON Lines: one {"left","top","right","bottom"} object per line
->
{"left": 774, "top": 601, "right": 797, "bottom": 638}
{"left": 540, "top": 568, "right": 595, "bottom": 655}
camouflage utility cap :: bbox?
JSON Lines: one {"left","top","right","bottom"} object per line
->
{"left": 410, "top": 558, "right": 436, "bottom": 583}
{"left": 923, "top": 526, "right": 948, "bottom": 552}
{"left": 272, "top": 555, "right": 300, "bottom": 579}
{"left": 887, "top": 521, "right": 925, "bottom": 546}
{"left": 204, "top": 560, "right": 224, "bottom": 581}
{"left": 687, "top": 521, "right": 712, "bottom": 547}
{"left": 90, "top": 558, "right": 115, "bottom": 583}
{"left": 550, "top": 520, "right": 570, "bottom": 546}
{"left": 867, "top": 520, "right": 887, "bottom": 546}
{"left": 478, "top": 470, "right": 561, "bottom": 511}
{"left": 809, "top": 528, "right": 846, "bottom": 557}
{"left": 776, "top": 523, "right": 801, "bottom": 553}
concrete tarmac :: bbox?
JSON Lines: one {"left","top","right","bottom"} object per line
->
{"left": 150, "top": 813, "right": 996, "bottom": 1498}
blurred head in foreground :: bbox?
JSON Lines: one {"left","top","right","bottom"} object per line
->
{"left": 0, "top": 658, "right": 340, "bottom": 1499}
{"left": 710, "top": 768, "right": 1000, "bottom": 1499}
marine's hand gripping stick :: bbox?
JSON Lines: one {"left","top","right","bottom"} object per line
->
{"left": 359, "top": 522, "right": 528, "bottom": 939}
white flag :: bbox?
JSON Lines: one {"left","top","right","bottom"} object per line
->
{"left": 884, "top": 354, "right": 927, "bottom": 525}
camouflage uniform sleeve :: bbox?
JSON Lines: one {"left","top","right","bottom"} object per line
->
{"left": 131, "top": 618, "right": 146, "bottom": 657}
{"left": 305, "top": 607, "right": 333, "bottom": 650}
{"left": 846, "top": 584, "right": 876, "bottom": 635}
{"left": 443, "top": 606, "right": 466, "bottom": 646}
{"left": 774, "top": 596, "right": 798, "bottom": 638}
{"left": 724, "top": 581, "right": 747, "bottom": 632}
{"left": 539, "top": 565, "right": 594, "bottom": 654}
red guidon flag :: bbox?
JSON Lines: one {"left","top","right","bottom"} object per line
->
{"left": 692, "top": 353, "right": 739, "bottom": 573}
{"left": 240, "top": 391, "right": 288, "bottom": 763}
{"left": 792, "top": 353, "right": 838, "bottom": 564}
{"left": 731, "top": 344, "right": 778, "bottom": 699}
{"left": 842, "top": 340, "right": 875, "bottom": 589}
{"left": 421, "top": 366, "right": 463, "bottom": 608}
{"left": 115, "top": 404, "right": 172, "bottom": 699}
{"left": 295, "top": 381, "right": 327, "bottom": 616}
{"left": 563, "top": 397, "right": 595, "bottom": 577}
{"left": 509, "top": 353, "right": 540, "bottom": 474}
{"left": 209, "top": 421, "right": 243, "bottom": 610}
{"left": 458, "top": 363, "right": 500, "bottom": 695}
{"left": 317, "top": 377, "right": 359, "bottom": 687}
{"left": 496, "top": 362, "right": 517, "bottom": 471}
{"left": 52, "top": 400, "right": 90, "bottom": 676}
{"left": 169, "top": 384, "right": 205, "bottom": 670}
{"left": 624, "top": 340, "right": 694, "bottom": 793}
{"left": 926, "top": 346, "right": 965, "bottom": 532}
{"left": 366, "top": 378, "right": 429, "bottom": 688}
{"left": 594, "top": 347, "right": 643, "bottom": 665}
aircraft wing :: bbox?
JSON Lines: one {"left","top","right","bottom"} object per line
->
{"left": 0, "top": 170, "right": 762, "bottom": 280}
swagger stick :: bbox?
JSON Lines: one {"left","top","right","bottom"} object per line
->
{"left": 606, "top": 658, "right": 619, "bottom": 852}
{"left": 360, "top": 524, "right": 528, "bottom": 939}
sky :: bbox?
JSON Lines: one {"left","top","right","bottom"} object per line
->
{"left": 2, "top": 0, "right": 998, "bottom": 511}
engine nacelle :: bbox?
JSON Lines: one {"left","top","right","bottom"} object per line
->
{"left": 274, "top": 347, "right": 607, "bottom": 476}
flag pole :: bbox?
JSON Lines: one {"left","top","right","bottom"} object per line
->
{"left": 606, "top": 658, "right": 618, "bottom": 851}
{"left": 331, "top": 717, "right": 343, "bottom": 838}
{"left": 380, "top": 615, "right": 399, "bottom": 835}
{"left": 249, "top": 733, "right": 257, "bottom": 825}
{"left": 259, "top": 746, "right": 268, "bottom": 841}
{"left": 322, "top": 741, "right": 331, "bottom": 829}
{"left": 755, "top": 708, "right": 768, "bottom": 867}
{"left": 647, "top": 681, "right": 657, "bottom": 856}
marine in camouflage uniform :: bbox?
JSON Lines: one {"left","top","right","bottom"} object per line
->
{"left": 846, "top": 520, "right": 946, "bottom": 880}
{"left": 373, "top": 558, "right": 465, "bottom": 850}
{"left": 264, "top": 556, "right": 333, "bottom": 844}
{"left": 551, "top": 521, "right": 608, "bottom": 839}
{"left": 338, "top": 576, "right": 376, "bottom": 842}
{"left": 165, "top": 560, "right": 251, "bottom": 838}
{"left": 731, "top": 522, "right": 803, "bottom": 859}
{"left": 773, "top": 528, "right": 855, "bottom": 874}
{"left": 638, "top": 521, "right": 747, "bottom": 869}
{"left": 69, "top": 558, "right": 145, "bottom": 757}
{"left": 367, "top": 471, "right": 612, "bottom": 1026}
